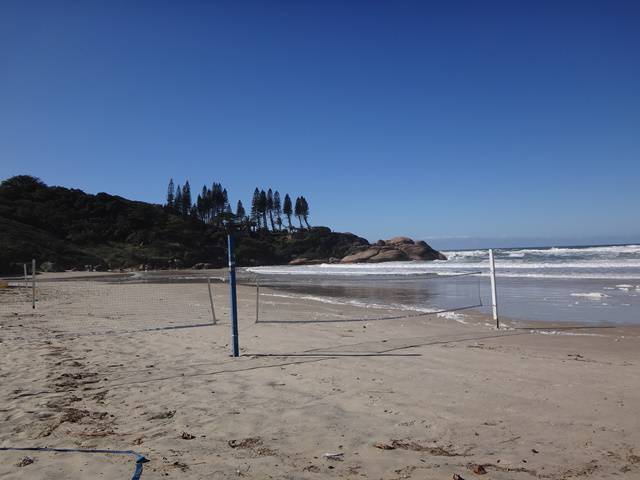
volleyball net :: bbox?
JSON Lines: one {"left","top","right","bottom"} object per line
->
{"left": 0, "top": 269, "right": 487, "bottom": 341}
{"left": 0, "top": 275, "right": 223, "bottom": 340}
{"left": 251, "top": 271, "right": 484, "bottom": 324}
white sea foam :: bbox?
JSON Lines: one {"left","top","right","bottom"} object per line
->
{"left": 443, "top": 244, "right": 640, "bottom": 259}
{"left": 248, "top": 244, "right": 640, "bottom": 284}
{"left": 249, "top": 263, "right": 640, "bottom": 280}
{"left": 485, "top": 272, "right": 640, "bottom": 280}
{"left": 261, "top": 292, "right": 469, "bottom": 323}
{"left": 249, "top": 260, "right": 640, "bottom": 272}
{"left": 444, "top": 260, "right": 640, "bottom": 269}
{"left": 437, "top": 311, "right": 467, "bottom": 323}
{"left": 501, "top": 245, "right": 640, "bottom": 257}
{"left": 441, "top": 249, "right": 488, "bottom": 259}
{"left": 263, "top": 292, "right": 393, "bottom": 310}
{"left": 570, "top": 292, "right": 609, "bottom": 299}
{"left": 248, "top": 262, "right": 471, "bottom": 276}
{"left": 534, "top": 330, "right": 607, "bottom": 337}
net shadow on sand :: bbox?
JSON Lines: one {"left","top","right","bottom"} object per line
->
{"left": 246, "top": 330, "right": 530, "bottom": 358}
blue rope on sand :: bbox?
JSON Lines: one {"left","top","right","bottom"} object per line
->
{"left": 0, "top": 447, "right": 148, "bottom": 480}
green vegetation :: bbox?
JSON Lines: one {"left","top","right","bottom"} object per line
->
{"left": 0, "top": 175, "right": 368, "bottom": 274}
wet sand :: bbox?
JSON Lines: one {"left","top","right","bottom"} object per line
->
{"left": 1, "top": 272, "right": 639, "bottom": 479}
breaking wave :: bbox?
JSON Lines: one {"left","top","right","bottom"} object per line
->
{"left": 248, "top": 244, "right": 640, "bottom": 280}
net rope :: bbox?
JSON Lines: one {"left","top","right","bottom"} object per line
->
{"left": 252, "top": 271, "right": 484, "bottom": 324}
{"left": 1, "top": 271, "right": 485, "bottom": 341}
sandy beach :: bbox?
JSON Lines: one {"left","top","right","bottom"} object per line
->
{"left": 1, "top": 272, "right": 639, "bottom": 479}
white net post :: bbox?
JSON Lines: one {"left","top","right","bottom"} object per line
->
{"left": 255, "top": 277, "right": 260, "bottom": 324}
{"left": 31, "top": 258, "right": 36, "bottom": 309}
{"left": 489, "top": 249, "right": 499, "bottom": 328}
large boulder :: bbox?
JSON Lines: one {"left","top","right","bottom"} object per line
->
{"left": 400, "top": 243, "right": 430, "bottom": 259}
{"left": 339, "top": 237, "right": 446, "bottom": 263}
{"left": 389, "top": 237, "right": 447, "bottom": 261}
{"left": 340, "top": 248, "right": 380, "bottom": 264}
{"left": 368, "top": 248, "right": 409, "bottom": 263}
{"left": 340, "top": 246, "right": 409, "bottom": 264}
{"left": 385, "top": 236, "right": 414, "bottom": 246}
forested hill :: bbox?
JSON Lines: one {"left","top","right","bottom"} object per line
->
{"left": 0, "top": 176, "right": 373, "bottom": 273}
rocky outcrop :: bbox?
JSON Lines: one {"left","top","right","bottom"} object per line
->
{"left": 340, "top": 237, "right": 446, "bottom": 264}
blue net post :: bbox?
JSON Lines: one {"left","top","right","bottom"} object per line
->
{"left": 227, "top": 233, "right": 240, "bottom": 357}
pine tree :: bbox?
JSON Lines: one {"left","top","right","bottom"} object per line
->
{"left": 174, "top": 186, "right": 183, "bottom": 215}
{"left": 300, "top": 196, "right": 311, "bottom": 228}
{"left": 267, "top": 188, "right": 275, "bottom": 231}
{"left": 182, "top": 181, "right": 192, "bottom": 216}
{"left": 200, "top": 185, "right": 209, "bottom": 221}
{"left": 166, "top": 179, "right": 175, "bottom": 208}
{"left": 283, "top": 194, "right": 293, "bottom": 231}
{"left": 196, "top": 194, "right": 204, "bottom": 220}
{"left": 203, "top": 185, "right": 211, "bottom": 221}
{"left": 294, "top": 197, "right": 303, "bottom": 228}
{"left": 258, "top": 190, "right": 268, "bottom": 230}
{"left": 210, "top": 183, "right": 223, "bottom": 221}
{"left": 273, "top": 191, "right": 282, "bottom": 231}
{"left": 251, "top": 188, "right": 261, "bottom": 230}
{"left": 160, "top": 178, "right": 310, "bottom": 231}
{"left": 236, "top": 200, "right": 246, "bottom": 222}
{"left": 222, "top": 189, "right": 229, "bottom": 214}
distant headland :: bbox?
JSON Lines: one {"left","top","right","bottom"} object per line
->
{"left": 0, "top": 175, "right": 445, "bottom": 274}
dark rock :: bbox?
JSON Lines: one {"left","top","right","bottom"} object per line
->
{"left": 310, "top": 226, "right": 331, "bottom": 234}
{"left": 16, "top": 457, "right": 34, "bottom": 467}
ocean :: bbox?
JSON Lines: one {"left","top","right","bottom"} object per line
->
{"left": 248, "top": 244, "right": 640, "bottom": 326}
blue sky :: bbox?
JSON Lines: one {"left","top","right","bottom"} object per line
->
{"left": 1, "top": 1, "right": 639, "bottom": 249}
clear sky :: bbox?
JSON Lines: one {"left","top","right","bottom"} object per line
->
{"left": 1, "top": 1, "right": 639, "bottom": 249}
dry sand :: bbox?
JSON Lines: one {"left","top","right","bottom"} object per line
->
{"left": 1, "top": 272, "right": 639, "bottom": 479}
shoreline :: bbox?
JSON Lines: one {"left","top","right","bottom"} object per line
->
{"left": 4, "top": 269, "right": 640, "bottom": 329}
